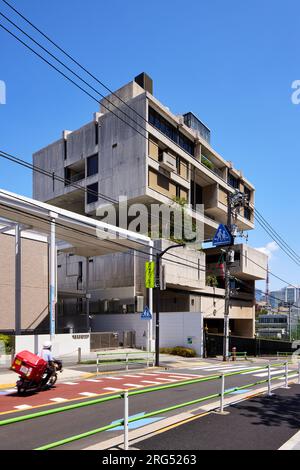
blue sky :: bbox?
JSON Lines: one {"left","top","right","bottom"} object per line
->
{"left": 0, "top": 0, "right": 299, "bottom": 290}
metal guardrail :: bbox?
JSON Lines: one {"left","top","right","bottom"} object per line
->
{"left": 0, "top": 361, "right": 299, "bottom": 450}
{"left": 276, "top": 352, "right": 294, "bottom": 358}
{"left": 229, "top": 351, "right": 248, "bottom": 360}
{"left": 96, "top": 351, "right": 155, "bottom": 374}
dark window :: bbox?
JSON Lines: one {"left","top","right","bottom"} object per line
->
{"left": 87, "top": 154, "right": 98, "bottom": 177}
{"left": 228, "top": 173, "right": 239, "bottom": 189}
{"left": 87, "top": 183, "right": 98, "bottom": 204}
{"left": 149, "top": 107, "right": 194, "bottom": 156}
{"left": 95, "top": 123, "right": 98, "bottom": 146}
{"left": 244, "top": 207, "right": 251, "bottom": 220}
{"left": 64, "top": 139, "right": 67, "bottom": 160}
{"left": 191, "top": 181, "right": 203, "bottom": 209}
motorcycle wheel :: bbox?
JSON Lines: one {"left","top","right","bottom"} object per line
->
{"left": 17, "top": 385, "right": 26, "bottom": 395}
{"left": 48, "top": 373, "right": 57, "bottom": 387}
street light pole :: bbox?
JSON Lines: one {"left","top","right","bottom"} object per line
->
{"left": 155, "top": 243, "right": 185, "bottom": 367}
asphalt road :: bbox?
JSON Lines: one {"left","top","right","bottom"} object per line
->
{"left": 0, "top": 361, "right": 297, "bottom": 450}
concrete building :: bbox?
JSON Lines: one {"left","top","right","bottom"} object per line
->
{"left": 33, "top": 73, "right": 267, "bottom": 338}
{"left": 0, "top": 227, "right": 48, "bottom": 333}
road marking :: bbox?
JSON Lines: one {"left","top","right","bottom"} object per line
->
{"left": 4, "top": 388, "right": 17, "bottom": 394}
{"left": 79, "top": 392, "right": 98, "bottom": 397}
{"left": 61, "top": 382, "right": 78, "bottom": 385}
{"left": 84, "top": 379, "right": 102, "bottom": 383}
{"left": 123, "top": 384, "right": 143, "bottom": 388}
{"left": 125, "top": 375, "right": 141, "bottom": 378}
{"left": 167, "top": 376, "right": 198, "bottom": 380}
{"left": 50, "top": 398, "right": 68, "bottom": 403}
{"left": 279, "top": 430, "right": 300, "bottom": 450}
{"left": 141, "top": 380, "right": 162, "bottom": 385}
{"left": 14, "top": 404, "right": 32, "bottom": 410}
{"left": 157, "top": 378, "right": 177, "bottom": 382}
{"left": 103, "top": 387, "right": 123, "bottom": 392}
{"left": 252, "top": 369, "right": 287, "bottom": 378}
{"left": 104, "top": 377, "right": 122, "bottom": 380}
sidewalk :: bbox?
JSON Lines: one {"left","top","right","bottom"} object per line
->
{"left": 133, "top": 384, "right": 300, "bottom": 450}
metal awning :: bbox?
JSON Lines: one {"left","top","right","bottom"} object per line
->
{"left": 0, "top": 189, "right": 152, "bottom": 257}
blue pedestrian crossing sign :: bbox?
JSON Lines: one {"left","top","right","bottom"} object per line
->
{"left": 213, "top": 224, "right": 233, "bottom": 247}
{"left": 141, "top": 306, "right": 152, "bottom": 320}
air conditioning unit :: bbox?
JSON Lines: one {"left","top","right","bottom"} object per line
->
{"left": 159, "top": 152, "right": 177, "bottom": 172}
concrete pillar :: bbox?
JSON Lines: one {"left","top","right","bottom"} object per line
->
{"left": 15, "top": 224, "right": 21, "bottom": 335}
{"left": 86, "top": 257, "right": 90, "bottom": 332}
{"left": 49, "top": 214, "right": 57, "bottom": 339}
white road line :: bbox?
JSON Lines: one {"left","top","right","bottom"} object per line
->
{"left": 50, "top": 398, "right": 68, "bottom": 403}
{"left": 61, "top": 382, "right": 78, "bottom": 385}
{"left": 279, "top": 430, "right": 300, "bottom": 450}
{"left": 4, "top": 389, "right": 16, "bottom": 393}
{"left": 84, "top": 379, "right": 102, "bottom": 383}
{"left": 123, "top": 383, "right": 143, "bottom": 388}
{"left": 252, "top": 369, "right": 287, "bottom": 378}
{"left": 141, "top": 380, "right": 162, "bottom": 385}
{"left": 124, "top": 375, "right": 141, "bottom": 378}
{"left": 103, "top": 387, "right": 123, "bottom": 392}
{"left": 104, "top": 377, "right": 122, "bottom": 380}
{"left": 79, "top": 392, "right": 98, "bottom": 397}
{"left": 14, "top": 405, "right": 32, "bottom": 410}
{"left": 157, "top": 378, "right": 177, "bottom": 382}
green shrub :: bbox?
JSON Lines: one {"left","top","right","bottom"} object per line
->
{"left": 0, "top": 334, "right": 13, "bottom": 353}
{"left": 160, "top": 346, "right": 197, "bottom": 357}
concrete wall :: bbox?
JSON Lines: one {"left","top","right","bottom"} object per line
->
{"left": 15, "top": 333, "right": 90, "bottom": 357}
{"left": 0, "top": 232, "right": 48, "bottom": 332}
{"left": 91, "top": 312, "right": 203, "bottom": 355}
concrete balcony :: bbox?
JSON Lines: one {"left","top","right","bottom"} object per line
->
{"left": 230, "top": 244, "right": 267, "bottom": 280}
{"left": 205, "top": 243, "right": 267, "bottom": 281}
{"left": 154, "top": 239, "right": 205, "bottom": 290}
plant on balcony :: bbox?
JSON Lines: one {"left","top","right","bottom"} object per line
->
{"left": 206, "top": 274, "right": 219, "bottom": 288}
{"left": 201, "top": 155, "right": 214, "bottom": 171}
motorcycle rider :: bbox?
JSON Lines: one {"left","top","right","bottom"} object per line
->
{"left": 40, "top": 341, "right": 62, "bottom": 386}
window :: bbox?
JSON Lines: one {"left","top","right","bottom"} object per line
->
{"left": 228, "top": 172, "right": 239, "bottom": 189}
{"left": 87, "top": 154, "right": 98, "bottom": 177}
{"left": 191, "top": 180, "right": 203, "bottom": 209}
{"left": 149, "top": 107, "right": 194, "bottom": 156}
{"left": 87, "top": 183, "right": 98, "bottom": 204}
{"left": 95, "top": 123, "right": 98, "bottom": 146}
{"left": 244, "top": 207, "right": 251, "bottom": 221}
{"left": 64, "top": 139, "right": 67, "bottom": 160}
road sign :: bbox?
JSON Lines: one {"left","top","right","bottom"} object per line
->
{"left": 141, "top": 306, "right": 152, "bottom": 320}
{"left": 145, "top": 261, "right": 155, "bottom": 289}
{"left": 212, "top": 224, "right": 233, "bottom": 247}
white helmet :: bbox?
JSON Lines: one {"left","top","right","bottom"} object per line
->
{"left": 43, "top": 341, "right": 52, "bottom": 349}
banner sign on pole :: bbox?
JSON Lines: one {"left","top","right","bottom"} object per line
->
{"left": 145, "top": 261, "right": 155, "bottom": 289}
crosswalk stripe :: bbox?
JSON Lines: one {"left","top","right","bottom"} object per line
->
{"left": 61, "top": 382, "right": 78, "bottom": 385}
{"left": 50, "top": 398, "right": 68, "bottom": 403}
{"left": 123, "top": 383, "right": 143, "bottom": 388}
{"left": 252, "top": 369, "right": 287, "bottom": 378}
{"left": 103, "top": 387, "right": 122, "bottom": 392}
{"left": 14, "top": 404, "right": 32, "bottom": 410}
{"left": 79, "top": 392, "right": 98, "bottom": 397}
{"left": 104, "top": 377, "right": 122, "bottom": 380}
{"left": 141, "top": 380, "right": 162, "bottom": 385}
{"left": 84, "top": 379, "right": 102, "bottom": 383}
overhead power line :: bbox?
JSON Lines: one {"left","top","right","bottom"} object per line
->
{"left": 1, "top": 1, "right": 299, "bottom": 276}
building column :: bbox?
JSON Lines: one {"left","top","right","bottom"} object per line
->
{"left": 148, "top": 243, "right": 154, "bottom": 351}
{"left": 15, "top": 224, "right": 21, "bottom": 335}
{"left": 49, "top": 213, "right": 57, "bottom": 339}
{"left": 86, "top": 257, "right": 91, "bottom": 332}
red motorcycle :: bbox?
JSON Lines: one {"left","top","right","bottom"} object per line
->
{"left": 11, "top": 350, "right": 63, "bottom": 395}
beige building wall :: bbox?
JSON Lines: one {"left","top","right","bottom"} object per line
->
{"left": 0, "top": 233, "right": 49, "bottom": 331}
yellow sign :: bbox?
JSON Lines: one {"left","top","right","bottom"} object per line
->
{"left": 145, "top": 261, "right": 155, "bottom": 289}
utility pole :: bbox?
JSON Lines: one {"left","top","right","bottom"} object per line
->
{"left": 223, "top": 192, "right": 233, "bottom": 362}
{"left": 223, "top": 189, "right": 249, "bottom": 361}
{"left": 155, "top": 243, "right": 185, "bottom": 367}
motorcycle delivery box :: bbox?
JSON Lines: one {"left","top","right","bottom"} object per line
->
{"left": 12, "top": 350, "right": 47, "bottom": 383}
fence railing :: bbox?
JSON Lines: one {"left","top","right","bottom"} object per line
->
{"left": 1, "top": 361, "right": 299, "bottom": 450}
{"left": 96, "top": 351, "right": 155, "bottom": 374}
